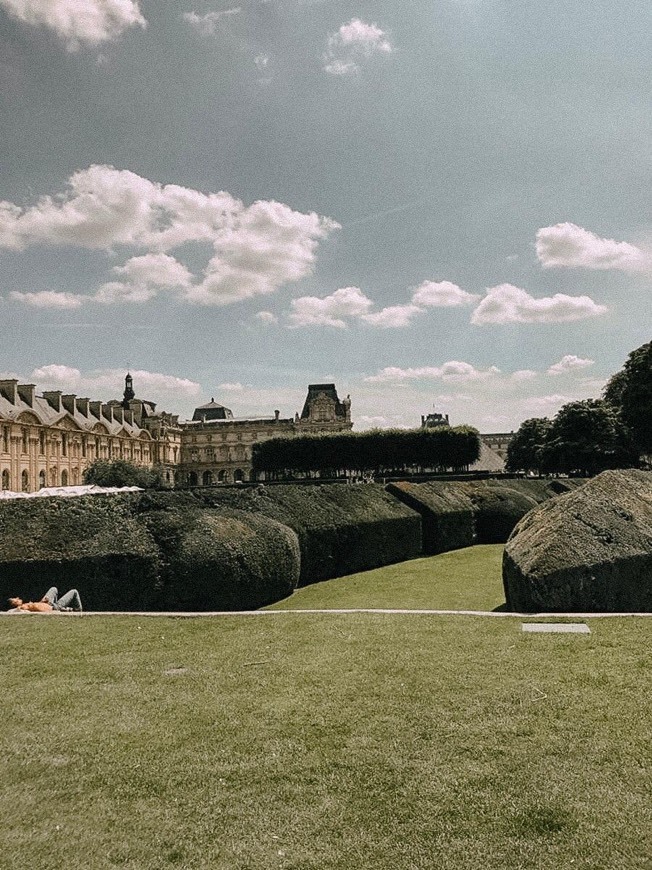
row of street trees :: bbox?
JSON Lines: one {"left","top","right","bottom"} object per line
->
{"left": 506, "top": 341, "right": 651, "bottom": 475}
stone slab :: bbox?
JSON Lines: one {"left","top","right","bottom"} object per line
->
{"left": 522, "top": 622, "right": 590, "bottom": 634}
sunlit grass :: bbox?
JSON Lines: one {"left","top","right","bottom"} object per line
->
{"left": 1, "top": 614, "right": 650, "bottom": 869}
{"left": 266, "top": 544, "right": 505, "bottom": 611}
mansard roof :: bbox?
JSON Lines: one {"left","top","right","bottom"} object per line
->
{"left": 192, "top": 398, "right": 234, "bottom": 422}
{"left": 300, "top": 383, "right": 349, "bottom": 420}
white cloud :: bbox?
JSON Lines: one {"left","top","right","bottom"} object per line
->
{"left": 217, "top": 382, "right": 245, "bottom": 392}
{"left": 521, "top": 394, "right": 576, "bottom": 417}
{"left": 30, "top": 365, "right": 201, "bottom": 403}
{"left": 256, "top": 310, "right": 278, "bottom": 324}
{"left": 547, "top": 354, "right": 594, "bottom": 376}
{"left": 511, "top": 369, "right": 538, "bottom": 382}
{"left": 182, "top": 8, "right": 240, "bottom": 36}
{"left": 323, "top": 18, "right": 392, "bottom": 75}
{"left": 365, "top": 361, "right": 501, "bottom": 384}
{"left": 9, "top": 290, "right": 83, "bottom": 309}
{"left": 1, "top": 166, "right": 338, "bottom": 307}
{"left": 471, "top": 283, "right": 608, "bottom": 324}
{"left": 288, "top": 286, "right": 373, "bottom": 328}
{"left": 0, "top": 0, "right": 145, "bottom": 50}
{"left": 411, "top": 280, "right": 479, "bottom": 308}
{"left": 536, "top": 222, "right": 648, "bottom": 273}
{"left": 361, "top": 303, "right": 423, "bottom": 329}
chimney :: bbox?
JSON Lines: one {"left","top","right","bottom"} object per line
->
{"left": 89, "top": 401, "right": 102, "bottom": 419}
{"left": 274, "top": 409, "right": 280, "bottom": 421}
{"left": 17, "top": 384, "right": 36, "bottom": 407}
{"left": 0, "top": 380, "right": 19, "bottom": 404}
{"left": 101, "top": 404, "right": 114, "bottom": 423}
{"left": 76, "top": 397, "right": 90, "bottom": 416}
{"left": 43, "top": 391, "right": 63, "bottom": 412}
{"left": 61, "top": 394, "right": 77, "bottom": 415}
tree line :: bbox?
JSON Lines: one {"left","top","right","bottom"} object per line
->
{"left": 506, "top": 341, "right": 651, "bottom": 475}
{"left": 251, "top": 426, "right": 481, "bottom": 479}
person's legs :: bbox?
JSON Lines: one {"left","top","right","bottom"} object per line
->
{"left": 56, "top": 589, "right": 82, "bottom": 612}
{"left": 42, "top": 587, "right": 59, "bottom": 605}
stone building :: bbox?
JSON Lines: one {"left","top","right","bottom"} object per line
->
{"left": 0, "top": 377, "right": 162, "bottom": 493}
{"left": 178, "top": 383, "right": 352, "bottom": 485}
{"left": 0, "top": 375, "right": 351, "bottom": 492}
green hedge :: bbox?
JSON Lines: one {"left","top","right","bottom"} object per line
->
{"left": 0, "top": 495, "right": 161, "bottom": 610}
{"left": 252, "top": 426, "right": 481, "bottom": 477}
{"left": 137, "top": 500, "right": 300, "bottom": 611}
{"left": 386, "top": 482, "right": 475, "bottom": 554}
{"left": 192, "top": 484, "right": 422, "bottom": 585}
{"left": 459, "top": 482, "right": 539, "bottom": 544}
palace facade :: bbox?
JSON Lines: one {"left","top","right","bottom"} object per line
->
{"left": 0, "top": 375, "right": 351, "bottom": 492}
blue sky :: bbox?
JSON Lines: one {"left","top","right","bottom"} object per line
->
{"left": 0, "top": 0, "right": 650, "bottom": 430}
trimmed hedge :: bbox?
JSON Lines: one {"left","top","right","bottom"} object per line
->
{"left": 387, "top": 482, "right": 474, "bottom": 554}
{"left": 137, "top": 499, "right": 300, "bottom": 611}
{"left": 0, "top": 495, "right": 160, "bottom": 610}
{"left": 459, "top": 482, "right": 539, "bottom": 544}
{"left": 192, "top": 484, "right": 422, "bottom": 585}
{"left": 503, "top": 470, "right": 652, "bottom": 612}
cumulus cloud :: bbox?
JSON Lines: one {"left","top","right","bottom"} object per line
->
{"left": 471, "top": 283, "right": 607, "bottom": 325}
{"left": 510, "top": 369, "right": 538, "bottom": 382}
{"left": 365, "top": 361, "right": 501, "bottom": 384}
{"left": 256, "top": 310, "right": 278, "bottom": 324}
{"left": 411, "top": 280, "right": 479, "bottom": 308}
{"left": 536, "top": 222, "right": 649, "bottom": 273}
{"left": 288, "top": 286, "right": 373, "bottom": 328}
{"left": 0, "top": 0, "right": 146, "bottom": 50}
{"left": 361, "top": 303, "right": 422, "bottom": 329}
{"left": 182, "top": 8, "right": 240, "bottom": 36}
{"left": 547, "top": 354, "right": 594, "bottom": 376}
{"left": 323, "top": 18, "right": 392, "bottom": 75}
{"left": 1, "top": 165, "right": 338, "bottom": 307}
{"left": 9, "top": 290, "right": 84, "bottom": 308}
{"left": 29, "top": 365, "right": 201, "bottom": 403}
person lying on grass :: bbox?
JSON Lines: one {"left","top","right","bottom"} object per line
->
{"left": 7, "top": 587, "right": 83, "bottom": 613}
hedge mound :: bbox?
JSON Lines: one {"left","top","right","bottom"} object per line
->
{"left": 386, "top": 482, "right": 474, "bottom": 554}
{"left": 192, "top": 484, "right": 422, "bottom": 584}
{"left": 0, "top": 495, "right": 160, "bottom": 610}
{"left": 459, "top": 482, "right": 539, "bottom": 544}
{"left": 503, "top": 470, "right": 652, "bottom": 612}
{"left": 138, "top": 499, "right": 300, "bottom": 610}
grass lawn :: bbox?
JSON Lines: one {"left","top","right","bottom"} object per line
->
{"left": 1, "top": 614, "right": 650, "bottom": 869}
{"left": 266, "top": 544, "right": 506, "bottom": 611}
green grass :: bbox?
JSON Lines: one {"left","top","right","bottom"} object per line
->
{"left": 267, "top": 544, "right": 506, "bottom": 611}
{"left": 1, "top": 614, "right": 650, "bottom": 869}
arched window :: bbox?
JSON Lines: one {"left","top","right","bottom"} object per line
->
{"left": 1, "top": 469, "right": 9, "bottom": 490}
{"left": 21, "top": 470, "right": 29, "bottom": 492}
{"left": 61, "top": 470, "right": 68, "bottom": 486}
{"left": 218, "top": 470, "right": 227, "bottom": 483}
{"left": 188, "top": 471, "right": 198, "bottom": 486}
{"left": 202, "top": 470, "right": 213, "bottom": 486}
{"left": 234, "top": 468, "right": 244, "bottom": 483}
{"left": 39, "top": 470, "right": 46, "bottom": 489}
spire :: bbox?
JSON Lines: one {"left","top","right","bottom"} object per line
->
{"left": 122, "top": 372, "right": 135, "bottom": 409}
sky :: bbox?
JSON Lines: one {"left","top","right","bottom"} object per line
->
{"left": 0, "top": 0, "right": 650, "bottom": 432}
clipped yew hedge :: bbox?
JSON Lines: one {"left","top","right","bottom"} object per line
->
{"left": 387, "top": 481, "right": 474, "bottom": 554}
{"left": 192, "top": 484, "right": 422, "bottom": 585}
{"left": 137, "top": 496, "right": 300, "bottom": 611}
{"left": 0, "top": 495, "right": 160, "bottom": 610}
{"left": 459, "top": 482, "right": 539, "bottom": 544}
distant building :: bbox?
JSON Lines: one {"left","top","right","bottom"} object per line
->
{"left": 178, "top": 383, "right": 352, "bottom": 485}
{"left": 421, "top": 410, "right": 450, "bottom": 429}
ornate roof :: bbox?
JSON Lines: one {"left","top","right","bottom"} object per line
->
{"left": 192, "top": 398, "right": 234, "bottom": 422}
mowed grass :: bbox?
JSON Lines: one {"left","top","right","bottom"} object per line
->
{"left": 1, "top": 614, "right": 650, "bottom": 870}
{"left": 266, "top": 544, "right": 505, "bottom": 611}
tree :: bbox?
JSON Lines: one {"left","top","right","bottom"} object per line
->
{"left": 83, "top": 460, "right": 162, "bottom": 489}
{"left": 539, "top": 399, "right": 633, "bottom": 476}
{"left": 505, "top": 418, "right": 552, "bottom": 474}
{"left": 618, "top": 341, "right": 652, "bottom": 457}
